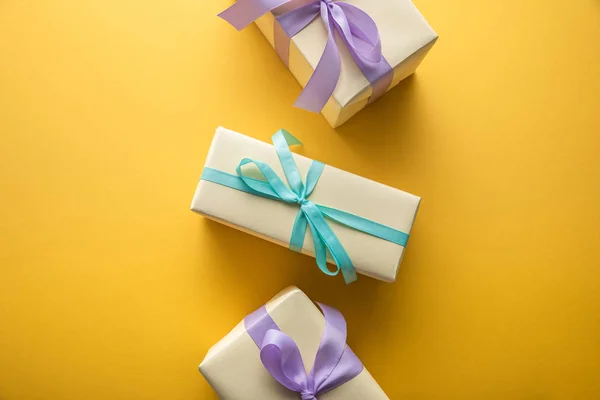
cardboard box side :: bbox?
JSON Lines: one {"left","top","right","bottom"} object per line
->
{"left": 252, "top": 0, "right": 437, "bottom": 127}
{"left": 199, "top": 287, "right": 310, "bottom": 399}
{"left": 334, "top": 37, "right": 438, "bottom": 127}
{"left": 203, "top": 128, "right": 421, "bottom": 230}
{"left": 199, "top": 287, "right": 307, "bottom": 370}
{"left": 192, "top": 127, "right": 420, "bottom": 281}
{"left": 255, "top": 11, "right": 345, "bottom": 127}
{"left": 198, "top": 287, "right": 389, "bottom": 399}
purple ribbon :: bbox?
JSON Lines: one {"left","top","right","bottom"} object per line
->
{"left": 244, "top": 302, "right": 363, "bottom": 399}
{"left": 219, "top": 0, "right": 393, "bottom": 112}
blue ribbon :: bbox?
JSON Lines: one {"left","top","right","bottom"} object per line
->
{"left": 201, "top": 129, "right": 409, "bottom": 284}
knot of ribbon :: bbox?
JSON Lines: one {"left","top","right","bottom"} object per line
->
{"left": 244, "top": 302, "right": 364, "bottom": 399}
{"left": 301, "top": 391, "right": 317, "bottom": 400}
{"left": 296, "top": 197, "right": 309, "bottom": 206}
{"left": 219, "top": 0, "right": 393, "bottom": 112}
{"left": 201, "top": 129, "right": 409, "bottom": 283}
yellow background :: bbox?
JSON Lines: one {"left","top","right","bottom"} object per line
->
{"left": 1, "top": 0, "right": 599, "bottom": 398}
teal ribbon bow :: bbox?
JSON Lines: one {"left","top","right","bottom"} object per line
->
{"left": 201, "top": 129, "right": 409, "bottom": 283}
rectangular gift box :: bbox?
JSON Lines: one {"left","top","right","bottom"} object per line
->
{"left": 199, "top": 286, "right": 389, "bottom": 399}
{"left": 244, "top": 0, "right": 437, "bottom": 127}
{"left": 191, "top": 127, "right": 420, "bottom": 282}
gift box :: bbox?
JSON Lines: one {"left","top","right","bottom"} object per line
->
{"left": 199, "top": 286, "right": 389, "bottom": 399}
{"left": 191, "top": 127, "right": 420, "bottom": 283}
{"left": 219, "top": 0, "right": 437, "bottom": 127}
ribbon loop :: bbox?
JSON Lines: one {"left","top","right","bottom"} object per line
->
{"left": 219, "top": 0, "right": 393, "bottom": 112}
{"left": 299, "top": 200, "right": 356, "bottom": 283}
{"left": 245, "top": 303, "right": 363, "bottom": 399}
{"left": 260, "top": 329, "right": 309, "bottom": 392}
{"left": 336, "top": 2, "right": 382, "bottom": 63}
{"left": 236, "top": 158, "right": 298, "bottom": 203}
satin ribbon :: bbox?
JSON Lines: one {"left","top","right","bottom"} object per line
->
{"left": 244, "top": 302, "right": 363, "bottom": 399}
{"left": 219, "top": 0, "right": 393, "bottom": 113}
{"left": 201, "top": 129, "right": 409, "bottom": 284}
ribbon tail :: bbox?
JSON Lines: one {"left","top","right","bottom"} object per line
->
{"left": 290, "top": 211, "right": 308, "bottom": 252}
{"left": 276, "top": 128, "right": 303, "bottom": 146}
{"left": 294, "top": 5, "right": 341, "bottom": 113}
{"left": 306, "top": 214, "right": 339, "bottom": 277}
{"left": 317, "top": 205, "right": 409, "bottom": 246}
{"left": 218, "top": 0, "right": 292, "bottom": 30}
{"left": 302, "top": 203, "right": 356, "bottom": 284}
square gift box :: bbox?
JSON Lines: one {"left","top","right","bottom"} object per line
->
{"left": 199, "top": 286, "right": 389, "bottom": 399}
{"left": 219, "top": 0, "right": 438, "bottom": 127}
{"left": 191, "top": 127, "right": 421, "bottom": 283}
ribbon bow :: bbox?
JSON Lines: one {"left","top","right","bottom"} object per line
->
{"left": 201, "top": 129, "right": 409, "bottom": 283}
{"left": 244, "top": 302, "right": 363, "bottom": 399}
{"left": 219, "top": 0, "right": 393, "bottom": 112}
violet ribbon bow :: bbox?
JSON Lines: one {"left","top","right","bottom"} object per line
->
{"left": 244, "top": 302, "right": 364, "bottom": 399}
{"left": 219, "top": 0, "right": 393, "bottom": 112}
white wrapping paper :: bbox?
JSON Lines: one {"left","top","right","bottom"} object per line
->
{"left": 252, "top": 0, "right": 438, "bottom": 127}
{"left": 199, "top": 286, "right": 389, "bottom": 399}
{"left": 191, "top": 127, "right": 420, "bottom": 282}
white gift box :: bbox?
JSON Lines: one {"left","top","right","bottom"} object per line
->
{"left": 191, "top": 127, "right": 420, "bottom": 282}
{"left": 244, "top": 0, "right": 437, "bottom": 127}
{"left": 199, "top": 286, "right": 389, "bottom": 399}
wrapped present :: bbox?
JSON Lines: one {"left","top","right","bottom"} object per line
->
{"left": 199, "top": 286, "right": 389, "bottom": 399}
{"left": 219, "top": 0, "right": 437, "bottom": 127}
{"left": 191, "top": 127, "right": 420, "bottom": 283}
